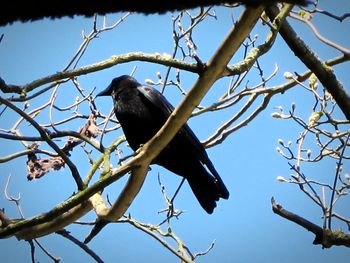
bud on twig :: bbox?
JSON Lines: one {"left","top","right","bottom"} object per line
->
{"left": 308, "top": 111, "right": 323, "bottom": 126}
{"left": 271, "top": 112, "right": 282, "bottom": 118}
{"left": 145, "top": 79, "right": 155, "bottom": 85}
{"left": 276, "top": 176, "right": 289, "bottom": 183}
{"left": 278, "top": 139, "right": 284, "bottom": 146}
{"left": 284, "top": 71, "right": 293, "bottom": 79}
{"left": 309, "top": 73, "right": 318, "bottom": 90}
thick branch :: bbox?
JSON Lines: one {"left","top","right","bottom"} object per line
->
{"left": 15, "top": 203, "right": 92, "bottom": 240}
{"left": 83, "top": 165, "right": 149, "bottom": 243}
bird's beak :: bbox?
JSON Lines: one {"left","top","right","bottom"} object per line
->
{"left": 96, "top": 84, "right": 112, "bottom": 97}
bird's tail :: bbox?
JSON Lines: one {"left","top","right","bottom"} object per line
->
{"left": 186, "top": 165, "right": 229, "bottom": 214}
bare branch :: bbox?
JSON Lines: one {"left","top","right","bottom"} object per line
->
{"left": 271, "top": 197, "right": 350, "bottom": 248}
{"left": 28, "top": 240, "right": 36, "bottom": 263}
{"left": 271, "top": 197, "right": 324, "bottom": 244}
{"left": 56, "top": 229, "right": 104, "bottom": 263}
{"left": 1, "top": 53, "right": 201, "bottom": 96}
{"left": 328, "top": 133, "right": 350, "bottom": 229}
{"left": 290, "top": 12, "right": 350, "bottom": 55}
{"left": 4, "top": 175, "right": 24, "bottom": 218}
{"left": 118, "top": 215, "right": 194, "bottom": 263}
{"left": 33, "top": 239, "right": 61, "bottom": 263}
{"left": 313, "top": 8, "right": 350, "bottom": 22}
{"left": 64, "top": 13, "right": 131, "bottom": 71}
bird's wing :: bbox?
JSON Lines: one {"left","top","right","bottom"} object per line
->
{"left": 138, "top": 85, "right": 229, "bottom": 199}
{"left": 137, "top": 85, "right": 174, "bottom": 115}
{"left": 137, "top": 85, "right": 219, "bottom": 175}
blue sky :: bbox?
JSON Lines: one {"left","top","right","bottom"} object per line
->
{"left": 1, "top": 2, "right": 350, "bottom": 262}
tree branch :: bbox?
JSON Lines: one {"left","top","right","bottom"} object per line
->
{"left": 0, "top": 138, "right": 126, "bottom": 239}
{"left": 1, "top": 53, "right": 200, "bottom": 96}
{"left": 266, "top": 6, "right": 350, "bottom": 121}
{"left": 1, "top": 51, "right": 260, "bottom": 98}
{"left": 118, "top": 216, "right": 194, "bottom": 263}
{"left": 290, "top": 12, "right": 350, "bottom": 55}
{"left": 271, "top": 197, "right": 350, "bottom": 248}
{"left": 56, "top": 229, "right": 104, "bottom": 263}
{"left": 0, "top": 96, "right": 84, "bottom": 190}
{"left": 14, "top": 202, "right": 92, "bottom": 240}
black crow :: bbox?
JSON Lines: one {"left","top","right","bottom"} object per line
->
{"left": 97, "top": 75, "right": 229, "bottom": 214}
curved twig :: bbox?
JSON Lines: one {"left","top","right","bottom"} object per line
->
{"left": 0, "top": 97, "right": 84, "bottom": 190}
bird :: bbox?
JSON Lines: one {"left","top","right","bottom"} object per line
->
{"left": 96, "top": 75, "right": 229, "bottom": 214}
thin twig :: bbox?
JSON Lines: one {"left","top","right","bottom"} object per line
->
{"left": 328, "top": 133, "right": 350, "bottom": 229}
{"left": 33, "top": 239, "right": 61, "bottom": 262}
{"left": 56, "top": 230, "right": 103, "bottom": 263}
{"left": 118, "top": 216, "right": 194, "bottom": 263}
{"left": 4, "top": 175, "right": 24, "bottom": 218}
{"left": 290, "top": 12, "right": 350, "bottom": 55}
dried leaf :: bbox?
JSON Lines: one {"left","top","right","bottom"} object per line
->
{"left": 26, "top": 153, "right": 65, "bottom": 180}
{"left": 80, "top": 113, "right": 99, "bottom": 138}
{"left": 62, "top": 112, "right": 99, "bottom": 153}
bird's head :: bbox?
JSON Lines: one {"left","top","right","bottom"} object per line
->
{"left": 96, "top": 75, "right": 140, "bottom": 98}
